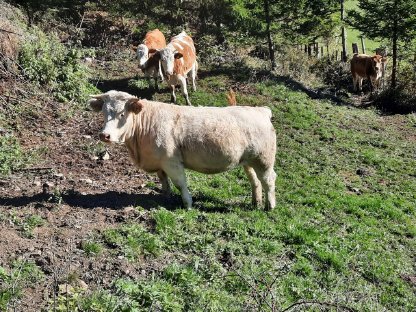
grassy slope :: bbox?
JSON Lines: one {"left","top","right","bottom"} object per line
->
{"left": 75, "top": 70, "right": 415, "bottom": 311}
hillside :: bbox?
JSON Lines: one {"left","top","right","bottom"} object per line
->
{"left": 0, "top": 2, "right": 415, "bottom": 311}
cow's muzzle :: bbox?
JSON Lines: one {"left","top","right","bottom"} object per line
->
{"left": 99, "top": 132, "right": 111, "bottom": 143}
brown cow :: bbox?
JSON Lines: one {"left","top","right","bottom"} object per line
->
{"left": 89, "top": 90, "right": 277, "bottom": 210}
{"left": 152, "top": 31, "right": 197, "bottom": 105}
{"left": 350, "top": 53, "right": 388, "bottom": 92}
{"left": 135, "top": 29, "right": 166, "bottom": 89}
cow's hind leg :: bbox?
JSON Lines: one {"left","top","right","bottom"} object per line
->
{"left": 163, "top": 163, "right": 192, "bottom": 208}
{"left": 157, "top": 170, "right": 171, "bottom": 195}
{"left": 254, "top": 166, "right": 276, "bottom": 211}
{"left": 244, "top": 165, "right": 262, "bottom": 208}
{"left": 190, "top": 61, "right": 197, "bottom": 92}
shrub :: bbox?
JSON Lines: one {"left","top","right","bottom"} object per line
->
{"left": 311, "top": 56, "right": 351, "bottom": 91}
{"left": 18, "top": 28, "right": 97, "bottom": 103}
{"left": 374, "top": 86, "right": 416, "bottom": 114}
{"left": 0, "top": 133, "right": 26, "bottom": 176}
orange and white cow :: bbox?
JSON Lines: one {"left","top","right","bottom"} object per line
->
{"left": 153, "top": 31, "right": 197, "bottom": 105}
{"left": 135, "top": 29, "right": 166, "bottom": 89}
{"left": 350, "top": 53, "right": 388, "bottom": 92}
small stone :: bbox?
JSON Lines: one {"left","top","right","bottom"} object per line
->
{"left": 83, "top": 135, "right": 92, "bottom": 139}
{"left": 117, "top": 255, "right": 124, "bottom": 260}
{"left": 33, "top": 180, "right": 41, "bottom": 187}
{"left": 76, "top": 279, "right": 88, "bottom": 291}
{"left": 101, "top": 151, "right": 110, "bottom": 160}
{"left": 80, "top": 178, "right": 93, "bottom": 184}
{"left": 54, "top": 173, "right": 65, "bottom": 180}
{"left": 58, "top": 284, "right": 74, "bottom": 295}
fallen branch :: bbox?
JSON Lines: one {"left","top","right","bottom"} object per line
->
{"left": 281, "top": 300, "right": 356, "bottom": 312}
{"left": 0, "top": 28, "right": 23, "bottom": 36}
{"left": 14, "top": 167, "right": 53, "bottom": 172}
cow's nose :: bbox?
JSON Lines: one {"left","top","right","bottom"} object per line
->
{"left": 99, "top": 133, "right": 111, "bottom": 142}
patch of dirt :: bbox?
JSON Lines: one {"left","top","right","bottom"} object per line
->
{"left": 0, "top": 61, "right": 174, "bottom": 311}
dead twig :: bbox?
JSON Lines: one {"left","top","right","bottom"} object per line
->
{"left": 0, "top": 28, "right": 23, "bottom": 36}
{"left": 281, "top": 300, "right": 356, "bottom": 312}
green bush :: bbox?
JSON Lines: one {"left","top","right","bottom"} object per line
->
{"left": 18, "top": 28, "right": 97, "bottom": 103}
{"left": 0, "top": 133, "right": 25, "bottom": 176}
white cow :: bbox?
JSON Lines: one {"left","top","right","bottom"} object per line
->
{"left": 89, "top": 90, "right": 277, "bottom": 210}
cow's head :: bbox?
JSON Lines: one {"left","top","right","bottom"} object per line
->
{"left": 372, "top": 55, "right": 388, "bottom": 79}
{"left": 156, "top": 47, "right": 183, "bottom": 78}
{"left": 89, "top": 91, "right": 143, "bottom": 144}
{"left": 136, "top": 44, "right": 149, "bottom": 69}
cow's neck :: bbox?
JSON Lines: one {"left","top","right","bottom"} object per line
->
{"left": 124, "top": 112, "right": 150, "bottom": 168}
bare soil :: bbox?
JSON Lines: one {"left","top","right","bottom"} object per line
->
{"left": 0, "top": 59, "right": 177, "bottom": 311}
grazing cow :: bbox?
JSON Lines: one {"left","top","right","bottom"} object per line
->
{"left": 153, "top": 31, "right": 197, "bottom": 105}
{"left": 350, "top": 53, "right": 388, "bottom": 92}
{"left": 135, "top": 29, "right": 166, "bottom": 89}
{"left": 89, "top": 90, "right": 276, "bottom": 210}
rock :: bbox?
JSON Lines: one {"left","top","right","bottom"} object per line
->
{"left": 76, "top": 279, "right": 88, "bottom": 291}
{"left": 33, "top": 180, "right": 41, "bottom": 187}
{"left": 101, "top": 151, "right": 110, "bottom": 160}
{"left": 54, "top": 173, "right": 65, "bottom": 180}
{"left": 82, "top": 135, "right": 92, "bottom": 139}
{"left": 80, "top": 178, "right": 93, "bottom": 184}
{"left": 58, "top": 284, "right": 74, "bottom": 295}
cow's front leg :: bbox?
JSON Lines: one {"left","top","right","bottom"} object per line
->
{"left": 170, "top": 85, "right": 177, "bottom": 103}
{"left": 157, "top": 170, "right": 171, "bottom": 195}
{"left": 178, "top": 76, "right": 192, "bottom": 106}
{"left": 163, "top": 163, "right": 192, "bottom": 208}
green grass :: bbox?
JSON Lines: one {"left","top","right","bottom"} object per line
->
{"left": 62, "top": 70, "right": 416, "bottom": 311}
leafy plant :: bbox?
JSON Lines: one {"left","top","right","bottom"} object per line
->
{"left": 18, "top": 28, "right": 98, "bottom": 104}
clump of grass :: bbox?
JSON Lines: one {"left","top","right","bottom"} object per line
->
{"left": 81, "top": 240, "right": 103, "bottom": 256}
{"left": 102, "top": 224, "right": 162, "bottom": 260}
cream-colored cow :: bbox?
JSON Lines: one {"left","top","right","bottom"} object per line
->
{"left": 89, "top": 90, "right": 277, "bottom": 210}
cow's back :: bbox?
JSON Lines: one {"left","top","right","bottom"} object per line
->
{"left": 351, "top": 53, "right": 375, "bottom": 78}
{"left": 169, "top": 32, "right": 196, "bottom": 76}
{"left": 174, "top": 106, "right": 275, "bottom": 173}
{"left": 144, "top": 29, "right": 166, "bottom": 50}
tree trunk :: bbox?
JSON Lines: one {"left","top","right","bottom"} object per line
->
{"left": 263, "top": 0, "right": 276, "bottom": 70}
{"left": 391, "top": 0, "right": 398, "bottom": 89}
{"left": 340, "top": 0, "right": 347, "bottom": 62}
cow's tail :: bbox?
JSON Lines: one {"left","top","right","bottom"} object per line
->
{"left": 226, "top": 88, "right": 237, "bottom": 106}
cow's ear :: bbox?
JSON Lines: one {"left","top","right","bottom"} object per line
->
{"left": 89, "top": 95, "right": 105, "bottom": 112}
{"left": 174, "top": 52, "right": 183, "bottom": 59}
{"left": 381, "top": 57, "right": 388, "bottom": 63}
{"left": 126, "top": 98, "right": 144, "bottom": 114}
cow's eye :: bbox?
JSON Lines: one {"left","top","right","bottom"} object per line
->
{"left": 120, "top": 112, "right": 125, "bottom": 118}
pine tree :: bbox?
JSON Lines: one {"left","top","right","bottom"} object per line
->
{"left": 348, "top": 0, "right": 416, "bottom": 88}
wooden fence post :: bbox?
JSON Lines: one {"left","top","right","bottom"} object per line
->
{"left": 352, "top": 43, "right": 358, "bottom": 54}
{"left": 360, "top": 36, "right": 366, "bottom": 54}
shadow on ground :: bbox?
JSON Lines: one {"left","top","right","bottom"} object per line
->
{"left": 0, "top": 190, "right": 242, "bottom": 212}
{"left": 199, "top": 66, "right": 355, "bottom": 106}
{"left": 92, "top": 77, "right": 170, "bottom": 100}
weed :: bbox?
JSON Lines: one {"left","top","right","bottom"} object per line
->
{"left": 80, "top": 241, "right": 103, "bottom": 256}
{"left": 0, "top": 260, "right": 44, "bottom": 311}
